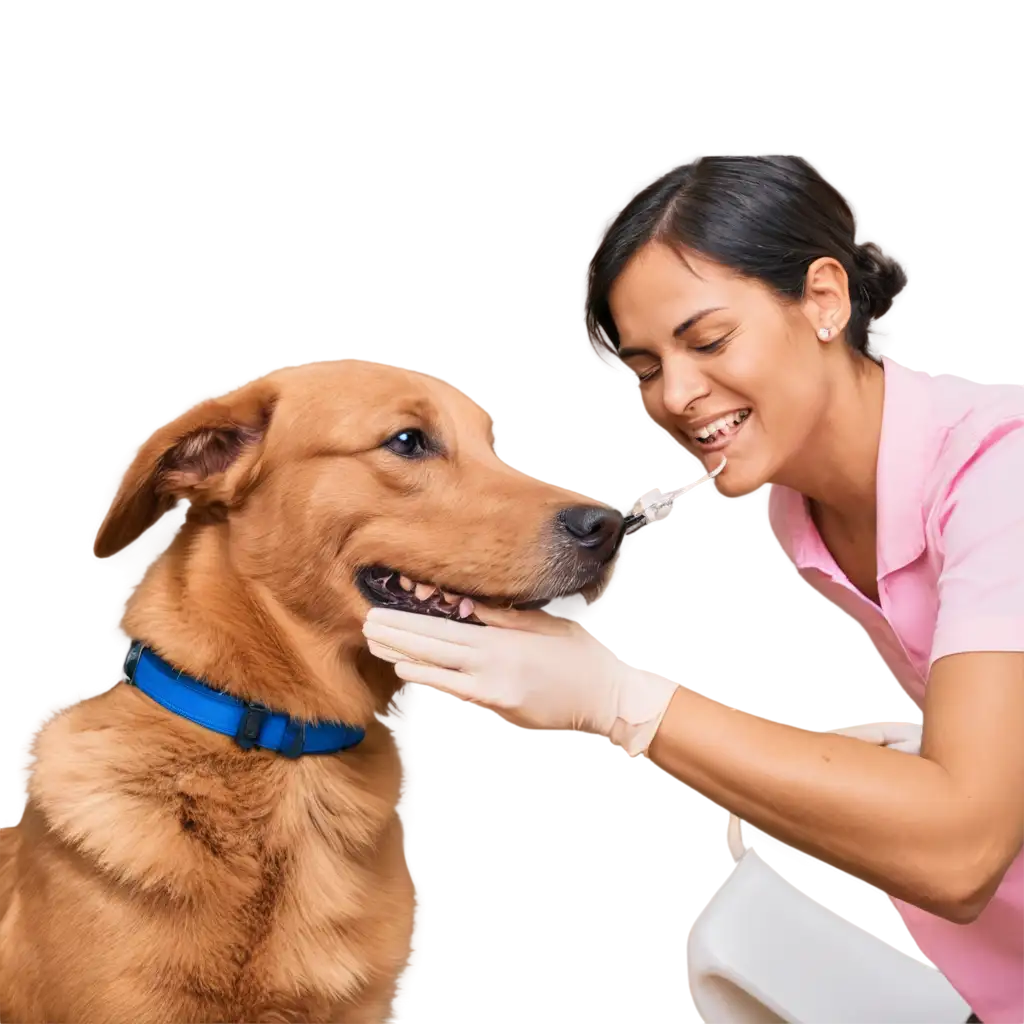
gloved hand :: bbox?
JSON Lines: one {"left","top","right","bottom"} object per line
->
{"left": 362, "top": 604, "right": 679, "bottom": 756}
{"left": 829, "top": 721, "right": 922, "bottom": 755}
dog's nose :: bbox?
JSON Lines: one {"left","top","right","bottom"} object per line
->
{"left": 558, "top": 506, "right": 624, "bottom": 561}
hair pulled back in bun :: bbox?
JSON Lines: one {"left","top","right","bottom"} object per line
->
{"left": 587, "top": 156, "right": 907, "bottom": 358}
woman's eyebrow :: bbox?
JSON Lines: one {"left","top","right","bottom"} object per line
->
{"left": 618, "top": 345, "right": 655, "bottom": 360}
{"left": 672, "top": 306, "right": 725, "bottom": 338}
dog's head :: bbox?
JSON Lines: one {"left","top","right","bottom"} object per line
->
{"left": 96, "top": 361, "right": 622, "bottom": 706}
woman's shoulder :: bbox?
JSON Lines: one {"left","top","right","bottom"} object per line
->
{"left": 884, "top": 355, "right": 1024, "bottom": 421}
{"left": 885, "top": 357, "right": 1024, "bottom": 481}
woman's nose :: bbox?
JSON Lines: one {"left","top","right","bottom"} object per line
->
{"left": 661, "top": 360, "right": 709, "bottom": 415}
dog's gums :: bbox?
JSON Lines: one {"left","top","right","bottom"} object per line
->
{"left": 357, "top": 566, "right": 552, "bottom": 624}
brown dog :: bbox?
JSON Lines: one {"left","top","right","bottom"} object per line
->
{"left": 0, "top": 360, "right": 622, "bottom": 1024}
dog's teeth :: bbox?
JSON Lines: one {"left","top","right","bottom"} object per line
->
{"left": 458, "top": 598, "right": 474, "bottom": 618}
{"left": 399, "top": 575, "right": 414, "bottom": 591}
{"left": 441, "top": 591, "right": 459, "bottom": 604}
{"left": 414, "top": 583, "right": 436, "bottom": 600}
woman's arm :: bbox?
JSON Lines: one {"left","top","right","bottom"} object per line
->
{"left": 648, "top": 649, "right": 1024, "bottom": 923}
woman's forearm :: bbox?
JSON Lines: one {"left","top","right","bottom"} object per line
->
{"left": 646, "top": 685, "right": 993, "bottom": 922}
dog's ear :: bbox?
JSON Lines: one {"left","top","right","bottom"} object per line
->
{"left": 94, "top": 380, "right": 278, "bottom": 558}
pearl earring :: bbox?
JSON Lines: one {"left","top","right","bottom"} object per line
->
{"left": 818, "top": 327, "right": 833, "bottom": 340}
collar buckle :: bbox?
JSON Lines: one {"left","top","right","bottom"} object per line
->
{"left": 235, "top": 701, "right": 271, "bottom": 749}
{"left": 123, "top": 640, "right": 144, "bottom": 685}
{"left": 280, "top": 719, "right": 307, "bottom": 759}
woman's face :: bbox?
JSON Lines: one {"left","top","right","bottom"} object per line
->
{"left": 608, "top": 242, "right": 845, "bottom": 498}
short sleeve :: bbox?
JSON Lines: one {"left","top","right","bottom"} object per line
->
{"left": 929, "top": 423, "right": 1024, "bottom": 668}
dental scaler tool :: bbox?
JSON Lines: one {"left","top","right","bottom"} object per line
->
{"left": 621, "top": 457, "right": 727, "bottom": 535}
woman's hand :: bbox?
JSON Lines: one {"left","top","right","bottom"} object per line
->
{"left": 362, "top": 604, "right": 679, "bottom": 756}
{"left": 830, "top": 721, "right": 921, "bottom": 754}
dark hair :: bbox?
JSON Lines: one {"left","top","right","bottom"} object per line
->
{"left": 585, "top": 156, "right": 907, "bottom": 359}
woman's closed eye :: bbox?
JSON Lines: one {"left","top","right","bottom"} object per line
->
{"left": 692, "top": 334, "right": 730, "bottom": 354}
{"left": 631, "top": 331, "right": 734, "bottom": 382}
{"left": 620, "top": 345, "right": 664, "bottom": 383}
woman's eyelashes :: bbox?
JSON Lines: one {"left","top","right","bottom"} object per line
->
{"left": 693, "top": 332, "right": 732, "bottom": 354}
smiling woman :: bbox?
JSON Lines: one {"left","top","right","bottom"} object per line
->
{"left": 585, "top": 159, "right": 906, "bottom": 504}
{"left": 364, "top": 156, "right": 1024, "bottom": 1024}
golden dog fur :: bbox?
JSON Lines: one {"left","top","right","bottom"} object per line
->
{"left": 0, "top": 360, "right": 617, "bottom": 1023}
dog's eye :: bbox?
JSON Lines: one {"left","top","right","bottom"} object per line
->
{"left": 383, "top": 429, "right": 430, "bottom": 459}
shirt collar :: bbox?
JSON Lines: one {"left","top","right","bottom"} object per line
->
{"left": 773, "top": 356, "right": 940, "bottom": 579}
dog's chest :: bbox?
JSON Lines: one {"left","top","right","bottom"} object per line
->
{"left": 29, "top": 707, "right": 412, "bottom": 1019}
{"left": 173, "top": 772, "right": 412, "bottom": 1013}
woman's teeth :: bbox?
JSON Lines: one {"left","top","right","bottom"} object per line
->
{"left": 694, "top": 408, "right": 750, "bottom": 444}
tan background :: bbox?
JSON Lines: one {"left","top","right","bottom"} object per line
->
{"left": 4, "top": 9, "right": 1019, "bottom": 1024}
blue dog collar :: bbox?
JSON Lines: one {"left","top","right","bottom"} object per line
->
{"left": 122, "top": 641, "right": 366, "bottom": 758}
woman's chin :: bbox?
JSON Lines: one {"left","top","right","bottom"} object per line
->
{"left": 713, "top": 461, "right": 766, "bottom": 498}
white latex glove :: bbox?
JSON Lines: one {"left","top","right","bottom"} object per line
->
{"left": 362, "top": 605, "right": 679, "bottom": 757}
{"left": 828, "top": 720, "right": 922, "bottom": 755}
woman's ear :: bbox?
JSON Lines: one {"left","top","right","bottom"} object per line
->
{"left": 801, "top": 256, "right": 850, "bottom": 336}
{"left": 94, "top": 380, "right": 278, "bottom": 558}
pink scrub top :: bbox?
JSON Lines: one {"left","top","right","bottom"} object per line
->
{"left": 769, "top": 356, "right": 1024, "bottom": 1024}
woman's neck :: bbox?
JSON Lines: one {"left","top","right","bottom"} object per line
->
{"left": 781, "top": 354, "right": 885, "bottom": 532}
